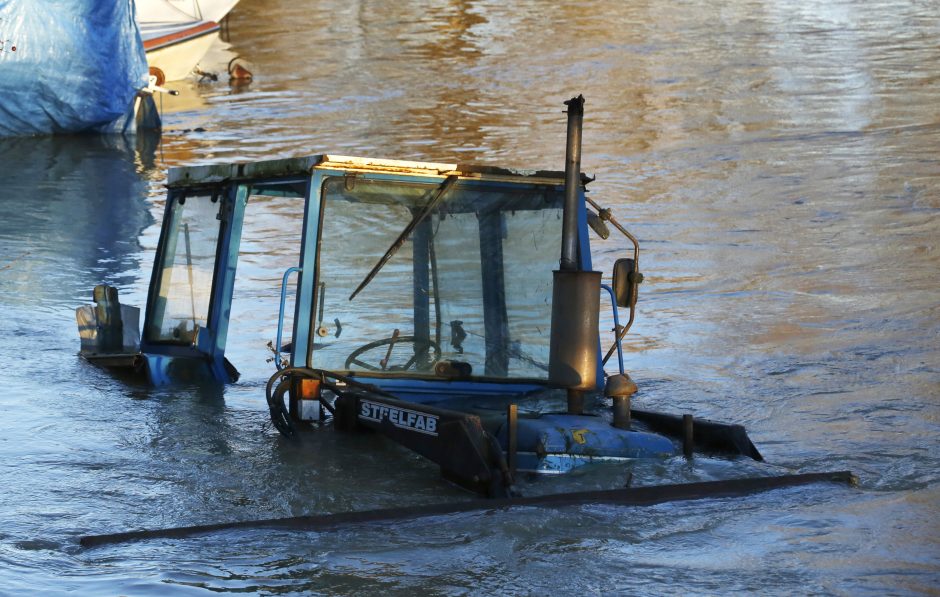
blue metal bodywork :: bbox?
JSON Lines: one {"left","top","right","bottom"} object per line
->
{"left": 498, "top": 414, "right": 675, "bottom": 473}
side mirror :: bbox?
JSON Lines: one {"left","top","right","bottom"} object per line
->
{"left": 587, "top": 211, "right": 610, "bottom": 239}
{"left": 612, "top": 258, "right": 643, "bottom": 308}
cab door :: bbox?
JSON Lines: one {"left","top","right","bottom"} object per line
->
{"left": 140, "top": 184, "right": 248, "bottom": 384}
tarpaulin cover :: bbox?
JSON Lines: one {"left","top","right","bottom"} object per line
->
{"left": 0, "top": 0, "right": 148, "bottom": 137}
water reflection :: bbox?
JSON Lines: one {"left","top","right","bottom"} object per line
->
{"left": 0, "top": 135, "right": 155, "bottom": 306}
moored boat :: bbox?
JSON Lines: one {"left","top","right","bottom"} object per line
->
{"left": 0, "top": 0, "right": 148, "bottom": 136}
{"left": 135, "top": 0, "right": 237, "bottom": 81}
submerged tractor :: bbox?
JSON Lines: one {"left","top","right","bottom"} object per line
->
{"left": 79, "top": 97, "right": 790, "bottom": 499}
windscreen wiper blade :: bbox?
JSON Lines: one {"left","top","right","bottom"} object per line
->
{"left": 349, "top": 175, "right": 459, "bottom": 300}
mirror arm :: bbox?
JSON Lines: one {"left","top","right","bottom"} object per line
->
{"left": 586, "top": 196, "right": 641, "bottom": 366}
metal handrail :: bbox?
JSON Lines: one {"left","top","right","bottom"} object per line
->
{"left": 275, "top": 267, "right": 302, "bottom": 370}
{"left": 600, "top": 284, "right": 625, "bottom": 375}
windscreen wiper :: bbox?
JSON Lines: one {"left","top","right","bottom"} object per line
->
{"left": 348, "top": 175, "right": 459, "bottom": 300}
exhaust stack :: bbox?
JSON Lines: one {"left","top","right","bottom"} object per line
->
{"left": 560, "top": 95, "right": 585, "bottom": 272}
{"left": 548, "top": 95, "right": 602, "bottom": 414}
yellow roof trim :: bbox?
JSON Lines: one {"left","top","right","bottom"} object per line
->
{"left": 316, "top": 155, "right": 571, "bottom": 185}
{"left": 317, "top": 155, "right": 459, "bottom": 177}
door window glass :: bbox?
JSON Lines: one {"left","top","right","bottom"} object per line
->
{"left": 146, "top": 192, "right": 223, "bottom": 344}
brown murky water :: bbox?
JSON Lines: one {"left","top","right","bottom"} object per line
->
{"left": 0, "top": 0, "right": 938, "bottom": 593}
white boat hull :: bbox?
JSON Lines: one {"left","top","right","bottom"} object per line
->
{"left": 136, "top": 0, "right": 240, "bottom": 25}
{"left": 142, "top": 20, "right": 220, "bottom": 81}
{"left": 166, "top": 0, "right": 240, "bottom": 23}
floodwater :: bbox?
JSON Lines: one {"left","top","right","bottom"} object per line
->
{"left": 1, "top": 0, "right": 938, "bottom": 593}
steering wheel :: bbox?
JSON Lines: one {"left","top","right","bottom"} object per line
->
{"left": 344, "top": 334, "right": 441, "bottom": 371}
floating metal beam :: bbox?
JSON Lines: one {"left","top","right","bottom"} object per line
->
{"left": 79, "top": 471, "right": 856, "bottom": 548}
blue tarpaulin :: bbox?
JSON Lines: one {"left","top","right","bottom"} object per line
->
{"left": 0, "top": 0, "right": 148, "bottom": 137}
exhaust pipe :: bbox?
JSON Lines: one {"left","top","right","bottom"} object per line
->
{"left": 560, "top": 95, "right": 584, "bottom": 272}
{"left": 549, "top": 95, "right": 601, "bottom": 413}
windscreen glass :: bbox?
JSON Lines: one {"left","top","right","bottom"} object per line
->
{"left": 313, "top": 175, "right": 563, "bottom": 380}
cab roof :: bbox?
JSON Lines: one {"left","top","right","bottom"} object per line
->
{"left": 166, "top": 155, "right": 592, "bottom": 188}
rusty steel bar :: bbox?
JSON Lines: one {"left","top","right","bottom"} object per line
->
{"left": 683, "top": 414, "right": 695, "bottom": 459}
{"left": 612, "top": 395, "right": 631, "bottom": 430}
{"left": 507, "top": 404, "right": 518, "bottom": 475}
